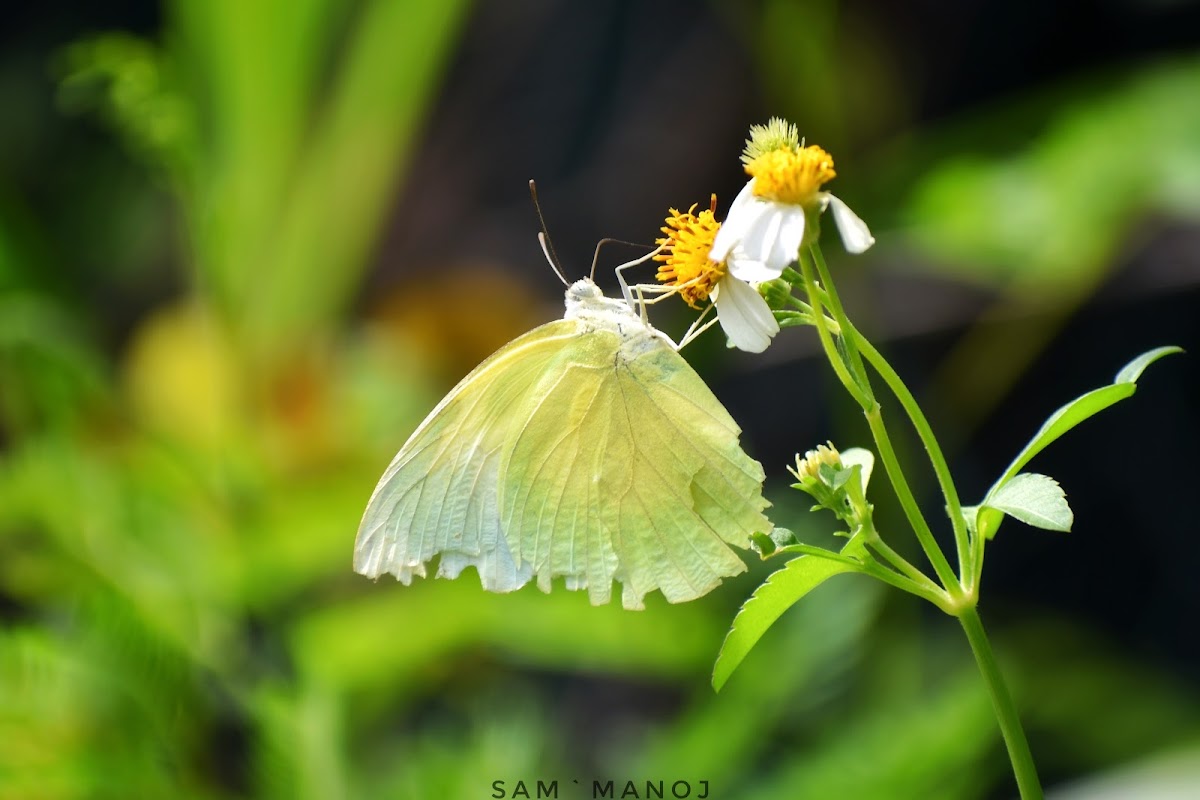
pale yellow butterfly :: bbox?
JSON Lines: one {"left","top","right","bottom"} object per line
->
{"left": 354, "top": 246, "right": 771, "bottom": 609}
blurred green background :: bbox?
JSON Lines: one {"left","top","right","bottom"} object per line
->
{"left": 2, "top": 1, "right": 1198, "bottom": 798}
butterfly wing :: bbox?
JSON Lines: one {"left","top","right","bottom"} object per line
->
{"left": 354, "top": 319, "right": 582, "bottom": 591}
{"left": 501, "top": 329, "right": 770, "bottom": 609}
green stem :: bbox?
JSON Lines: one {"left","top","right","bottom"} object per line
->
{"left": 863, "top": 405, "right": 961, "bottom": 591}
{"left": 772, "top": 543, "right": 951, "bottom": 610}
{"left": 798, "top": 252, "right": 960, "bottom": 593}
{"left": 972, "top": 524, "right": 987, "bottom": 590}
{"left": 810, "top": 244, "right": 870, "bottom": 393}
{"left": 797, "top": 252, "right": 870, "bottom": 409}
{"left": 848, "top": 324, "right": 974, "bottom": 591}
{"left": 859, "top": 558, "right": 952, "bottom": 610}
{"left": 959, "top": 607, "right": 1043, "bottom": 800}
{"left": 864, "top": 535, "right": 940, "bottom": 596}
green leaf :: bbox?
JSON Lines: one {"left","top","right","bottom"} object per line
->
{"left": 1114, "top": 345, "right": 1183, "bottom": 384}
{"left": 984, "top": 473, "right": 1073, "bottom": 532}
{"left": 1004, "top": 346, "right": 1181, "bottom": 479}
{"left": 978, "top": 346, "right": 1181, "bottom": 539}
{"left": 712, "top": 555, "right": 861, "bottom": 691}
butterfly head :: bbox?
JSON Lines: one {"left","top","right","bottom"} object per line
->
{"left": 564, "top": 278, "right": 635, "bottom": 320}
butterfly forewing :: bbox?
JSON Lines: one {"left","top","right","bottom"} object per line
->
{"left": 499, "top": 341, "right": 623, "bottom": 604}
{"left": 355, "top": 320, "right": 580, "bottom": 589}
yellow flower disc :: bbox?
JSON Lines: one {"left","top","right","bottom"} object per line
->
{"left": 654, "top": 197, "right": 727, "bottom": 309}
{"left": 746, "top": 145, "right": 836, "bottom": 206}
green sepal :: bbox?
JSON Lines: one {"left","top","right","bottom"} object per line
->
{"left": 751, "top": 531, "right": 777, "bottom": 557}
{"left": 774, "top": 310, "right": 813, "bottom": 329}
{"left": 760, "top": 278, "right": 795, "bottom": 310}
{"left": 825, "top": 464, "right": 855, "bottom": 491}
{"left": 752, "top": 527, "right": 800, "bottom": 558}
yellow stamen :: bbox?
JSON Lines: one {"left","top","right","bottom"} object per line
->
{"left": 654, "top": 195, "right": 726, "bottom": 309}
{"left": 746, "top": 145, "right": 836, "bottom": 206}
{"left": 789, "top": 441, "right": 842, "bottom": 483}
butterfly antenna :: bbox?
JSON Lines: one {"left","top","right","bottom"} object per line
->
{"left": 590, "top": 238, "right": 652, "bottom": 281}
{"left": 529, "top": 180, "right": 569, "bottom": 287}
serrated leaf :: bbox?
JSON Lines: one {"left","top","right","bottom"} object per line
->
{"left": 983, "top": 473, "right": 1073, "bottom": 532}
{"left": 712, "top": 555, "right": 861, "bottom": 691}
{"left": 979, "top": 346, "right": 1180, "bottom": 539}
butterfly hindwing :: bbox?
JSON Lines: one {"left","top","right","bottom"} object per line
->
{"left": 501, "top": 327, "right": 769, "bottom": 609}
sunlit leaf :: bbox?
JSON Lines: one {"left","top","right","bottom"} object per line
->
{"left": 984, "top": 473, "right": 1072, "bottom": 532}
{"left": 1114, "top": 346, "right": 1184, "bottom": 385}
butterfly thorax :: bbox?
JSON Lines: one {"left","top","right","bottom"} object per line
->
{"left": 563, "top": 278, "right": 672, "bottom": 354}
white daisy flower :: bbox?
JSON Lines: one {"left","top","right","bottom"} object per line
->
{"left": 654, "top": 199, "right": 779, "bottom": 353}
{"left": 709, "top": 132, "right": 874, "bottom": 281}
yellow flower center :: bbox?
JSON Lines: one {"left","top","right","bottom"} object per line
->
{"left": 789, "top": 441, "right": 842, "bottom": 483}
{"left": 746, "top": 145, "right": 836, "bottom": 206}
{"left": 654, "top": 196, "right": 727, "bottom": 309}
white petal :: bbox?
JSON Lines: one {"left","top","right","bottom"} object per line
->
{"left": 768, "top": 207, "right": 806, "bottom": 268}
{"left": 825, "top": 194, "right": 875, "bottom": 253}
{"left": 713, "top": 275, "right": 779, "bottom": 353}
{"left": 740, "top": 204, "right": 785, "bottom": 265}
{"left": 726, "top": 246, "right": 779, "bottom": 283}
{"left": 709, "top": 181, "right": 758, "bottom": 262}
{"left": 723, "top": 200, "right": 777, "bottom": 263}
{"left": 839, "top": 447, "right": 875, "bottom": 491}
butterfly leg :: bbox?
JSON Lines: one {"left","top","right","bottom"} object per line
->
{"left": 614, "top": 245, "right": 665, "bottom": 308}
{"left": 628, "top": 281, "right": 688, "bottom": 327}
{"left": 678, "top": 303, "right": 719, "bottom": 350}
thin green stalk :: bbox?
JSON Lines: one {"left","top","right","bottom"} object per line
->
{"left": 863, "top": 534, "right": 941, "bottom": 597}
{"left": 859, "top": 558, "right": 953, "bottom": 610}
{"left": 774, "top": 543, "right": 951, "bottom": 609}
{"left": 799, "top": 278, "right": 975, "bottom": 589}
{"left": 809, "top": 244, "right": 870, "bottom": 393}
{"left": 862, "top": 406, "right": 961, "bottom": 591}
{"left": 806, "top": 245, "right": 1036, "bottom": 795}
{"left": 800, "top": 253, "right": 960, "bottom": 593}
{"left": 847, "top": 323, "right": 974, "bottom": 590}
{"left": 972, "top": 521, "right": 987, "bottom": 590}
{"left": 797, "top": 252, "right": 870, "bottom": 409}
{"left": 959, "top": 607, "right": 1043, "bottom": 800}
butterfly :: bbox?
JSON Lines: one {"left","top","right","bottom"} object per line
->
{"left": 354, "top": 263, "right": 771, "bottom": 610}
